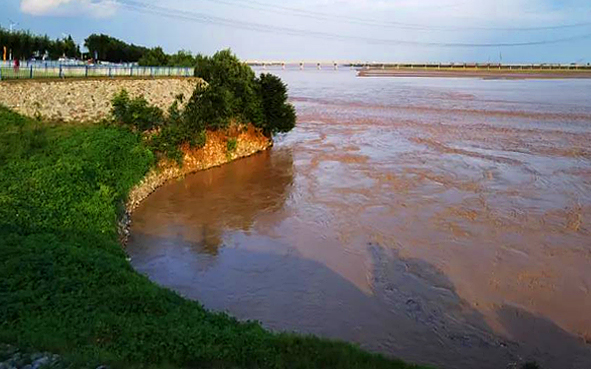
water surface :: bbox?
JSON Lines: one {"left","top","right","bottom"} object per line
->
{"left": 127, "top": 71, "right": 591, "bottom": 369}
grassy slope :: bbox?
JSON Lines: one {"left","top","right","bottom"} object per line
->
{"left": 0, "top": 107, "right": 431, "bottom": 369}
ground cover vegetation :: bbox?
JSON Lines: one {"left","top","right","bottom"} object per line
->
{"left": 0, "top": 49, "right": 429, "bottom": 369}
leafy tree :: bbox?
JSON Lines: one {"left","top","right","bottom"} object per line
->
{"left": 193, "top": 49, "right": 263, "bottom": 126}
{"left": 62, "top": 35, "right": 80, "bottom": 58}
{"left": 190, "top": 49, "right": 297, "bottom": 135}
{"left": 184, "top": 83, "right": 234, "bottom": 130}
{"left": 0, "top": 27, "right": 78, "bottom": 60}
{"left": 138, "top": 47, "right": 169, "bottom": 66}
{"left": 167, "top": 50, "right": 196, "bottom": 67}
{"left": 84, "top": 34, "right": 148, "bottom": 62}
{"left": 111, "top": 90, "right": 164, "bottom": 132}
{"left": 0, "top": 27, "right": 199, "bottom": 65}
{"left": 257, "top": 73, "right": 296, "bottom": 134}
{"left": 107, "top": 50, "right": 296, "bottom": 163}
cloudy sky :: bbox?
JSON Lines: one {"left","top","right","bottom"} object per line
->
{"left": 2, "top": 0, "right": 591, "bottom": 63}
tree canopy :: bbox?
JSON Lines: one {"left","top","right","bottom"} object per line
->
{"left": 191, "top": 49, "right": 296, "bottom": 135}
{"left": 84, "top": 34, "right": 149, "bottom": 63}
{"left": 1, "top": 27, "right": 203, "bottom": 66}
{"left": 0, "top": 27, "right": 80, "bottom": 60}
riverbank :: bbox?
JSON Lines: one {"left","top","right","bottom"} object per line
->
{"left": 0, "top": 105, "right": 427, "bottom": 369}
{"left": 358, "top": 68, "right": 591, "bottom": 79}
{"left": 121, "top": 125, "right": 272, "bottom": 243}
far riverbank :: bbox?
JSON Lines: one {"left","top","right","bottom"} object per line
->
{"left": 358, "top": 68, "right": 591, "bottom": 79}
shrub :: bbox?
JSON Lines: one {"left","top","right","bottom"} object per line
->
{"left": 194, "top": 49, "right": 263, "bottom": 126}
{"left": 167, "top": 50, "right": 196, "bottom": 67}
{"left": 227, "top": 137, "right": 237, "bottom": 152}
{"left": 149, "top": 125, "right": 185, "bottom": 163}
{"left": 192, "top": 50, "right": 297, "bottom": 136}
{"left": 257, "top": 73, "right": 297, "bottom": 135}
{"left": 150, "top": 96, "right": 208, "bottom": 164}
{"left": 167, "top": 100, "right": 182, "bottom": 126}
{"left": 110, "top": 51, "right": 297, "bottom": 165}
{"left": 184, "top": 82, "right": 234, "bottom": 130}
{"left": 111, "top": 90, "right": 164, "bottom": 132}
{"left": 109, "top": 88, "right": 209, "bottom": 165}
{"left": 137, "top": 47, "right": 169, "bottom": 66}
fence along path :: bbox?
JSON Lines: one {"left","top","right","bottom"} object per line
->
{"left": 0, "top": 64, "right": 193, "bottom": 80}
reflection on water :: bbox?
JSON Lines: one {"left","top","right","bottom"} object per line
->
{"left": 129, "top": 149, "right": 293, "bottom": 258}
{"left": 127, "top": 71, "right": 591, "bottom": 369}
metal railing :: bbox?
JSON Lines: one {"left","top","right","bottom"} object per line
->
{"left": 0, "top": 64, "right": 194, "bottom": 80}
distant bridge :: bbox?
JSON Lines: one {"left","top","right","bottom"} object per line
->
{"left": 245, "top": 60, "right": 591, "bottom": 71}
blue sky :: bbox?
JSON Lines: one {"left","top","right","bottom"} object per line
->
{"left": 2, "top": 0, "right": 591, "bottom": 63}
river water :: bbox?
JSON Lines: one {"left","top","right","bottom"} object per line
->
{"left": 127, "top": 70, "right": 591, "bottom": 369}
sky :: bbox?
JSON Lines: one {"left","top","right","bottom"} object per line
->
{"left": 1, "top": 0, "right": 591, "bottom": 63}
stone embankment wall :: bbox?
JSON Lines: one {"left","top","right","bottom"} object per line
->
{"left": 0, "top": 78, "right": 203, "bottom": 122}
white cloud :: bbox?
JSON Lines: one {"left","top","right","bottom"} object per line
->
{"left": 20, "top": 0, "right": 118, "bottom": 17}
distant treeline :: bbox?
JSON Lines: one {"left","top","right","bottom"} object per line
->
{"left": 84, "top": 34, "right": 148, "bottom": 63}
{"left": 85, "top": 35, "right": 198, "bottom": 66}
{"left": 1, "top": 27, "right": 197, "bottom": 66}
{"left": 85, "top": 34, "right": 196, "bottom": 66}
{"left": 0, "top": 28, "right": 79, "bottom": 59}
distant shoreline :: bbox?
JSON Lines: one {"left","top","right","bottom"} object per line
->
{"left": 357, "top": 68, "right": 591, "bottom": 79}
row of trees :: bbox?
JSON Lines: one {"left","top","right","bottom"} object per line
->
{"left": 85, "top": 37, "right": 199, "bottom": 65}
{"left": 1, "top": 26, "right": 200, "bottom": 65}
{"left": 83, "top": 34, "right": 199, "bottom": 65}
{"left": 0, "top": 27, "right": 79, "bottom": 60}
{"left": 137, "top": 48, "right": 197, "bottom": 67}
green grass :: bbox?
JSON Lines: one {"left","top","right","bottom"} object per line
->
{"left": 227, "top": 137, "right": 238, "bottom": 152}
{"left": 0, "top": 106, "right": 430, "bottom": 369}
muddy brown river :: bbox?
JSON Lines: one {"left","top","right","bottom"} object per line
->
{"left": 127, "top": 71, "right": 591, "bottom": 369}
